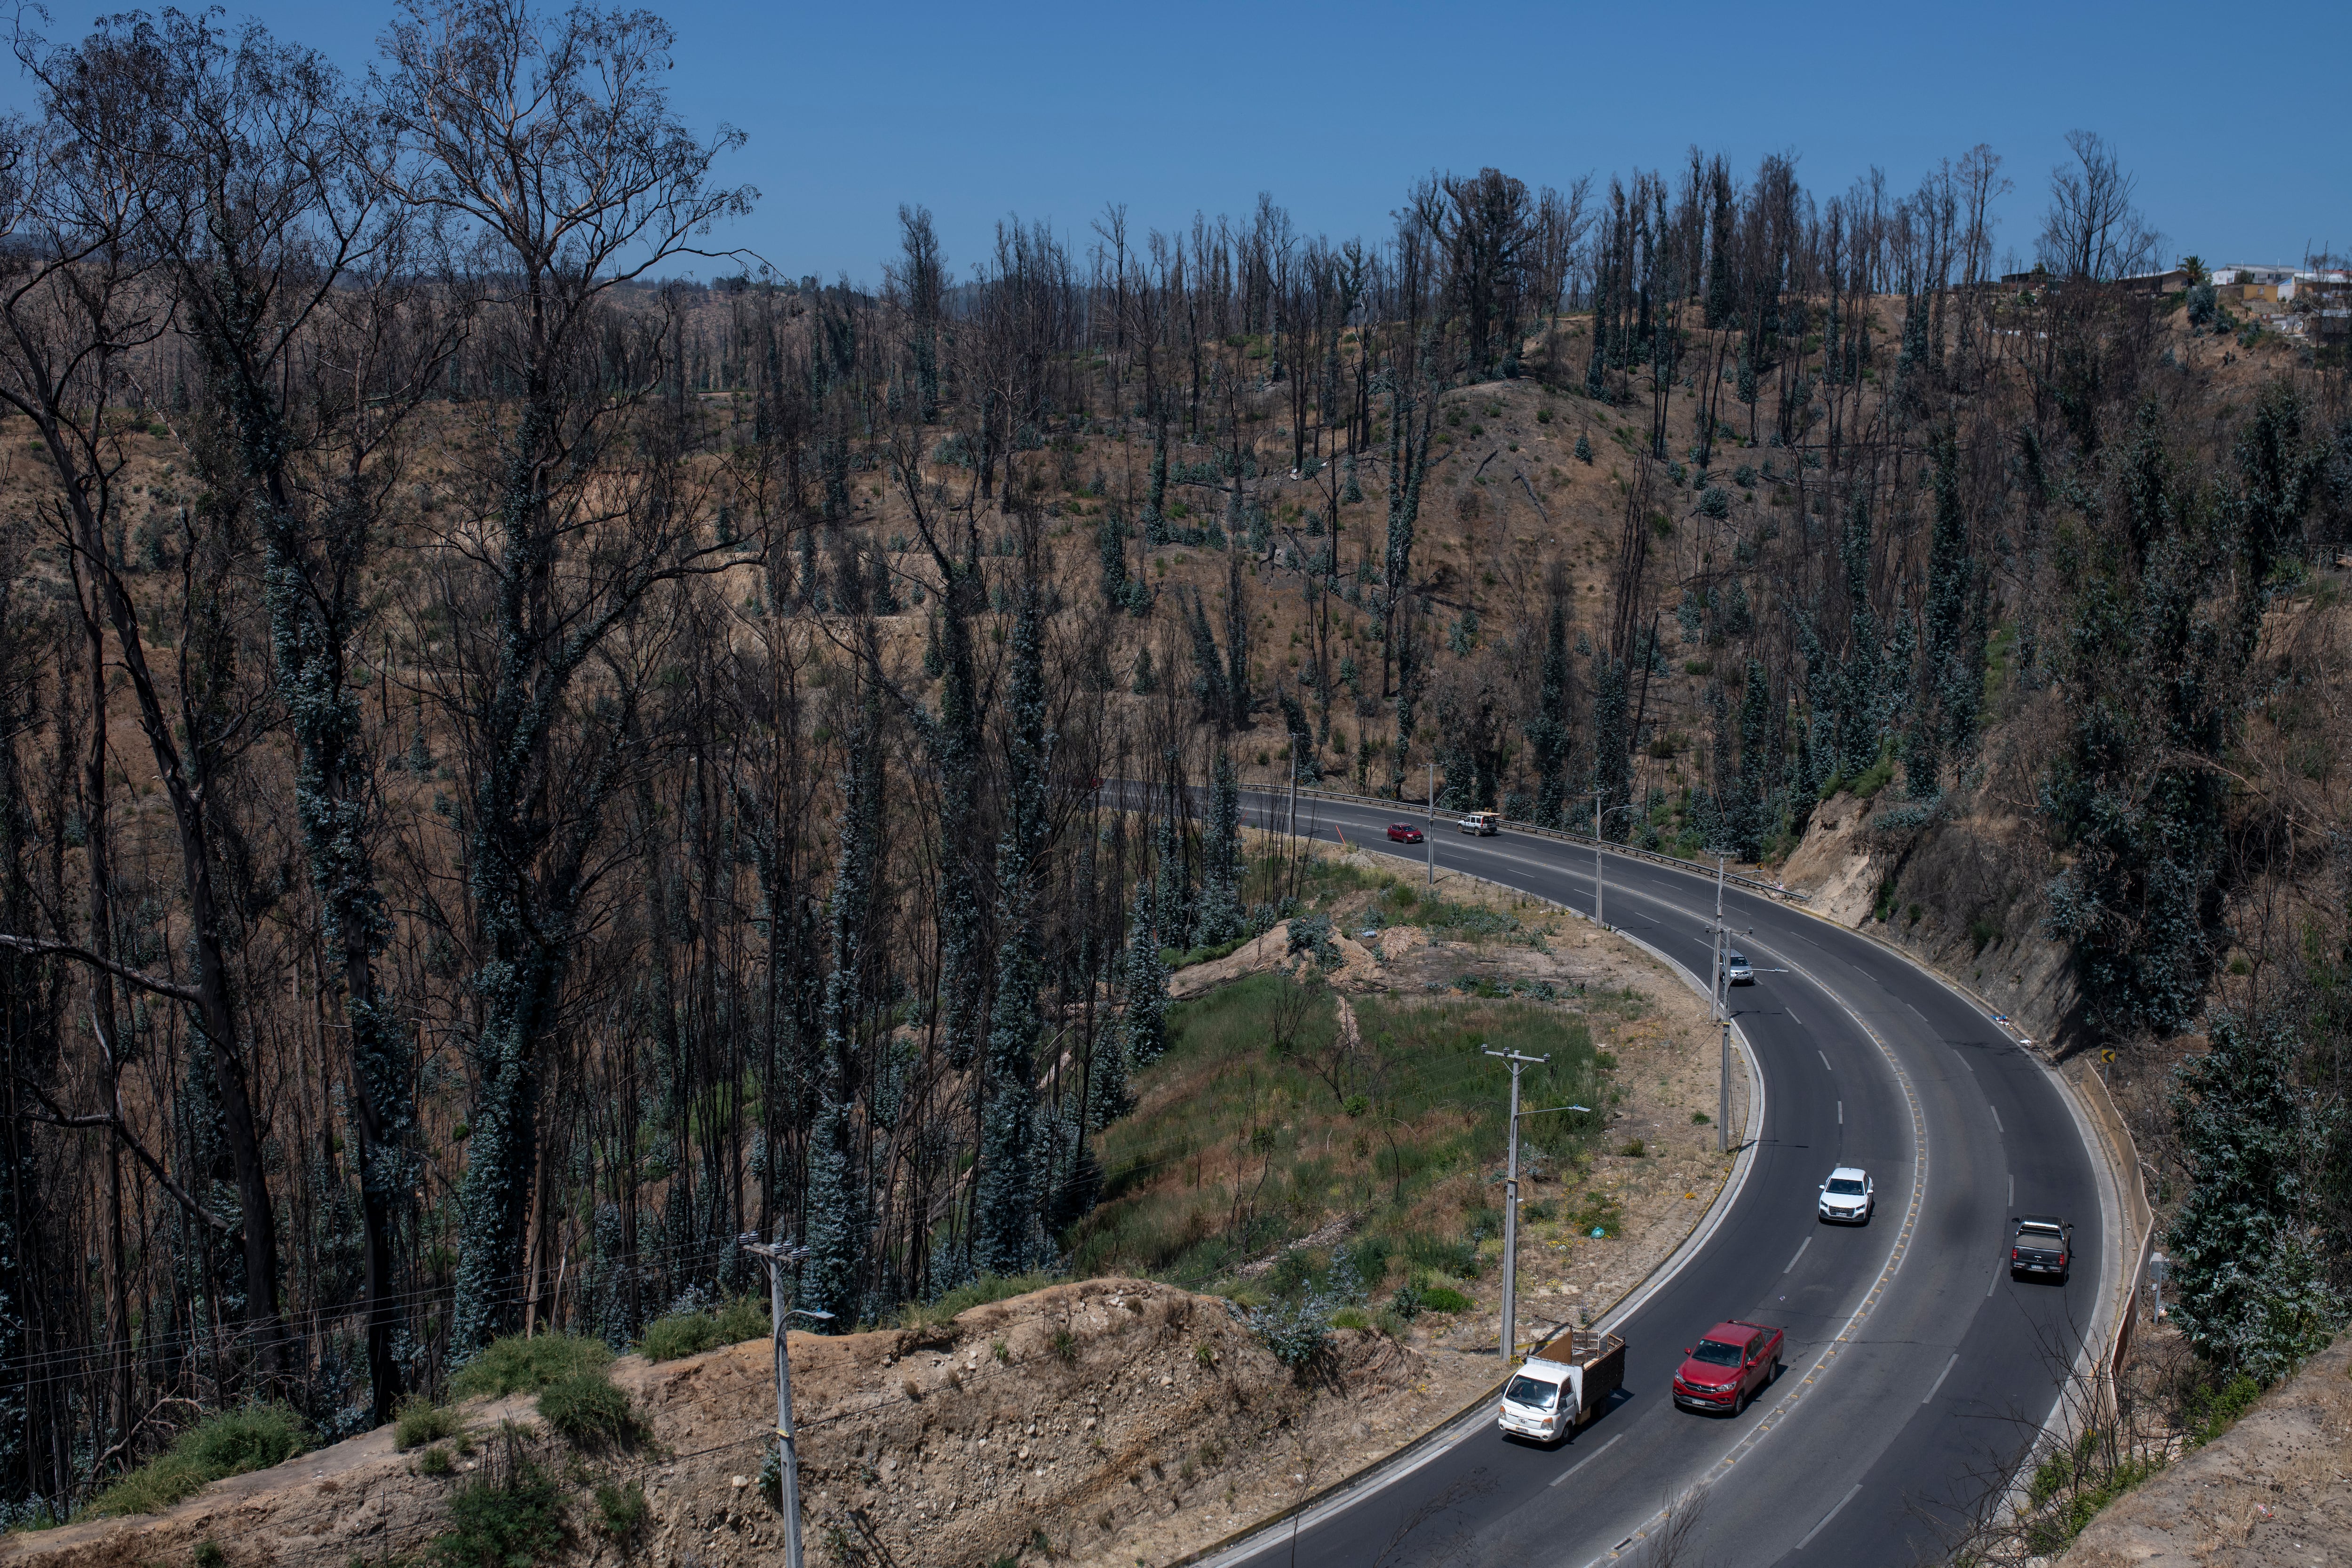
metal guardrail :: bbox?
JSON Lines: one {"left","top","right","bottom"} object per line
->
{"left": 1279, "top": 783, "right": 1810, "bottom": 903}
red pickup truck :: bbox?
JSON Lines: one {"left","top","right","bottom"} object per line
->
{"left": 1672, "top": 1320, "right": 1783, "bottom": 1415}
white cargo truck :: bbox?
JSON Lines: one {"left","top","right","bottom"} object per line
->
{"left": 1496, "top": 1329, "right": 1626, "bottom": 1444}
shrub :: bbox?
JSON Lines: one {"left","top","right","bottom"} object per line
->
{"left": 638, "top": 1296, "right": 770, "bottom": 1361}
{"left": 450, "top": 1332, "right": 612, "bottom": 1400}
{"left": 1399, "top": 1231, "right": 1478, "bottom": 1280}
{"left": 1699, "top": 486, "right": 1731, "bottom": 518}
{"left": 1247, "top": 1296, "right": 1333, "bottom": 1369}
{"left": 1418, "top": 1284, "right": 1474, "bottom": 1314}
{"left": 1330, "top": 1307, "right": 1372, "bottom": 1330}
{"left": 2186, "top": 1371, "right": 2263, "bottom": 1443}
{"left": 395, "top": 1395, "right": 461, "bottom": 1451}
{"left": 1567, "top": 1192, "right": 1625, "bottom": 1237}
{"left": 428, "top": 1461, "right": 568, "bottom": 1568}
{"left": 1285, "top": 912, "right": 1340, "bottom": 966}
{"left": 91, "top": 1404, "right": 309, "bottom": 1516}
{"left": 593, "top": 1480, "right": 650, "bottom": 1539}
{"left": 193, "top": 1542, "right": 226, "bottom": 1568}
{"left": 417, "top": 1444, "right": 455, "bottom": 1476}
{"left": 1849, "top": 749, "right": 1896, "bottom": 801}
{"left": 536, "top": 1371, "right": 639, "bottom": 1449}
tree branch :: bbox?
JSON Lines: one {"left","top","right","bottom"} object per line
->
{"left": 0, "top": 933, "right": 206, "bottom": 1005}
{"left": 15, "top": 1071, "right": 236, "bottom": 1235}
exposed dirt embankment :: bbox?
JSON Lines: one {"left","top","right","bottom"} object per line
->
{"left": 1, "top": 1281, "right": 1484, "bottom": 1568}
{"left": 1780, "top": 789, "right": 2078, "bottom": 1046}
{"left": 2058, "top": 1331, "right": 2352, "bottom": 1568}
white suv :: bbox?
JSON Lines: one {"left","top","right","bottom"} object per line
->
{"left": 1726, "top": 951, "right": 1754, "bottom": 985}
{"left": 1818, "top": 1167, "right": 1874, "bottom": 1224}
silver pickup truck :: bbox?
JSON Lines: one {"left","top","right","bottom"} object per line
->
{"left": 2010, "top": 1215, "right": 2073, "bottom": 1282}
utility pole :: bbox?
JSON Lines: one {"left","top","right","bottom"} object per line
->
{"left": 742, "top": 1238, "right": 834, "bottom": 1568}
{"left": 1708, "top": 859, "right": 1737, "bottom": 1155}
{"left": 1425, "top": 759, "right": 1435, "bottom": 886}
{"left": 1717, "top": 1025, "right": 1732, "bottom": 1153}
{"left": 1485, "top": 1047, "right": 1548, "bottom": 1365}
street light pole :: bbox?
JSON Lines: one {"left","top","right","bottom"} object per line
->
{"left": 1593, "top": 802, "right": 1636, "bottom": 929}
{"left": 1426, "top": 760, "right": 1435, "bottom": 887}
{"left": 1712, "top": 856, "right": 1725, "bottom": 1021}
{"left": 1485, "top": 1047, "right": 1549, "bottom": 1365}
{"left": 742, "top": 1239, "right": 834, "bottom": 1568}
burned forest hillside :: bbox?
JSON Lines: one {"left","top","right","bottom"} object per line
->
{"left": 3, "top": 0, "right": 2351, "bottom": 1543}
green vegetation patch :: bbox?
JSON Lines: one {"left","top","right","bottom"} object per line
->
{"left": 536, "top": 1370, "right": 641, "bottom": 1449}
{"left": 394, "top": 1395, "right": 463, "bottom": 1451}
{"left": 427, "top": 1460, "right": 569, "bottom": 1568}
{"left": 449, "top": 1331, "right": 612, "bottom": 1399}
{"left": 90, "top": 1403, "right": 309, "bottom": 1516}
{"left": 1069, "top": 975, "right": 1601, "bottom": 1290}
{"left": 637, "top": 1295, "right": 770, "bottom": 1361}
{"left": 896, "top": 1271, "right": 1058, "bottom": 1335}
{"left": 592, "top": 1479, "right": 650, "bottom": 1539}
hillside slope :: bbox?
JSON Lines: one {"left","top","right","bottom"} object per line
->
{"left": 2058, "top": 1330, "right": 2352, "bottom": 1568}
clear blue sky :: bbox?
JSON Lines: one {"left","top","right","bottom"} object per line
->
{"left": 11, "top": 0, "right": 2345, "bottom": 282}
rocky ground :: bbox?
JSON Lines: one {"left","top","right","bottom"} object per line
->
{"left": 0, "top": 1281, "right": 1492, "bottom": 1568}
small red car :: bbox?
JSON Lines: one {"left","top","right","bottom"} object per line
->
{"left": 1671, "top": 1321, "right": 1783, "bottom": 1415}
{"left": 1386, "top": 823, "right": 1424, "bottom": 843}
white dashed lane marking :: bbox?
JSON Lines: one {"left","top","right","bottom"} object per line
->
{"left": 1796, "top": 1484, "right": 1864, "bottom": 1550}
{"left": 1593, "top": 972, "right": 1931, "bottom": 1564}
{"left": 1921, "top": 1353, "right": 1959, "bottom": 1405}
{"left": 1550, "top": 1432, "right": 1624, "bottom": 1488}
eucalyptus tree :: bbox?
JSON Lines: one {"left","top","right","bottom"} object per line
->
{"left": 122, "top": 8, "right": 479, "bottom": 1422}
{"left": 0, "top": 20, "right": 293, "bottom": 1379}
{"left": 371, "top": 0, "right": 757, "bottom": 1353}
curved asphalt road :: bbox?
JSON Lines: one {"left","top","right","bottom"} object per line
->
{"left": 1207, "top": 794, "right": 2110, "bottom": 1568}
